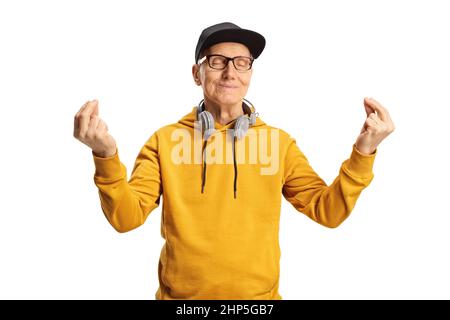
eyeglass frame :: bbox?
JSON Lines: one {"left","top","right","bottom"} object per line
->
{"left": 197, "top": 54, "right": 254, "bottom": 71}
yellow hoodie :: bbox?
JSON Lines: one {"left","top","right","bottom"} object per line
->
{"left": 92, "top": 106, "right": 377, "bottom": 300}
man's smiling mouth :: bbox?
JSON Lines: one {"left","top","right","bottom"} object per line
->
{"left": 218, "top": 84, "right": 239, "bottom": 89}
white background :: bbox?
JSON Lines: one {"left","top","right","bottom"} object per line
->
{"left": 1, "top": 0, "right": 448, "bottom": 299}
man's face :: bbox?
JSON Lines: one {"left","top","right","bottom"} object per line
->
{"left": 192, "top": 42, "right": 253, "bottom": 108}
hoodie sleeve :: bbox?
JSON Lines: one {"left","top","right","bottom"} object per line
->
{"left": 282, "top": 139, "right": 376, "bottom": 228}
{"left": 92, "top": 132, "right": 162, "bottom": 233}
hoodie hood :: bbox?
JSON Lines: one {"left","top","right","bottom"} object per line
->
{"left": 177, "top": 104, "right": 266, "bottom": 199}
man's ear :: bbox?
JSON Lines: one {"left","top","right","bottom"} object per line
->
{"left": 192, "top": 64, "right": 201, "bottom": 86}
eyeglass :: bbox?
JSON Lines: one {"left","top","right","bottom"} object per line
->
{"left": 198, "top": 54, "right": 254, "bottom": 71}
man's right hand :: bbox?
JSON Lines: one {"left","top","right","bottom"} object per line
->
{"left": 73, "top": 99, "right": 117, "bottom": 158}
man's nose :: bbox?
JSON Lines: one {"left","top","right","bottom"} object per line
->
{"left": 222, "top": 60, "right": 237, "bottom": 77}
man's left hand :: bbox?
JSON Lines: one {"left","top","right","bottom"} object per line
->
{"left": 355, "top": 97, "right": 395, "bottom": 155}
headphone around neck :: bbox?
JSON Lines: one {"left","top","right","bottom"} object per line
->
{"left": 196, "top": 98, "right": 258, "bottom": 141}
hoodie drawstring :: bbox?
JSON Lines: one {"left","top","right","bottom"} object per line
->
{"left": 200, "top": 135, "right": 239, "bottom": 199}
{"left": 232, "top": 136, "right": 237, "bottom": 199}
{"left": 201, "top": 140, "right": 207, "bottom": 194}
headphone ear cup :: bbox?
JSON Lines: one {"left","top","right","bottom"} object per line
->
{"left": 249, "top": 112, "right": 257, "bottom": 125}
{"left": 199, "top": 110, "right": 216, "bottom": 140}
{"left": 234, "top": 116, "right": 250, "bottom": 140}
{"left": 242, "top": 98, "right": 257, "bottom": 126}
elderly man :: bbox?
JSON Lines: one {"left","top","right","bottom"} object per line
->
{"left": 73, "top": 22, "right": 395, "bottom": 300}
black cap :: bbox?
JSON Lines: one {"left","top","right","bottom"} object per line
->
{"left": 195, "top": 22, "right": 266, "bottom": 63}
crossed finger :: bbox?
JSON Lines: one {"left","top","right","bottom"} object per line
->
{"left": 74, "top": 101, "right": 92, "bottom": 130}
{"left": 364, "top": 97, "right": 392, "bottom": 123}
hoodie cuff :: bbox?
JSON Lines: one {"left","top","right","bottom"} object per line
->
{"left": 345, "top": 144, "right": 377, "bottom": 178}
{"left": 92, "top": 149, "right": 124, "bottom": 180}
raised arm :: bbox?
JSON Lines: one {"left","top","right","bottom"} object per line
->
{"left": 282, "top": 141, "right": 376, "bottom": 228}
{"left": 74, "top": 100, "right": 162, "bottom": 232}
{"left": 283, "top": 97, "right": 394, "bottom": 228}
{"left": 92, "top": 133, "right": 162, "bottom": 233}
